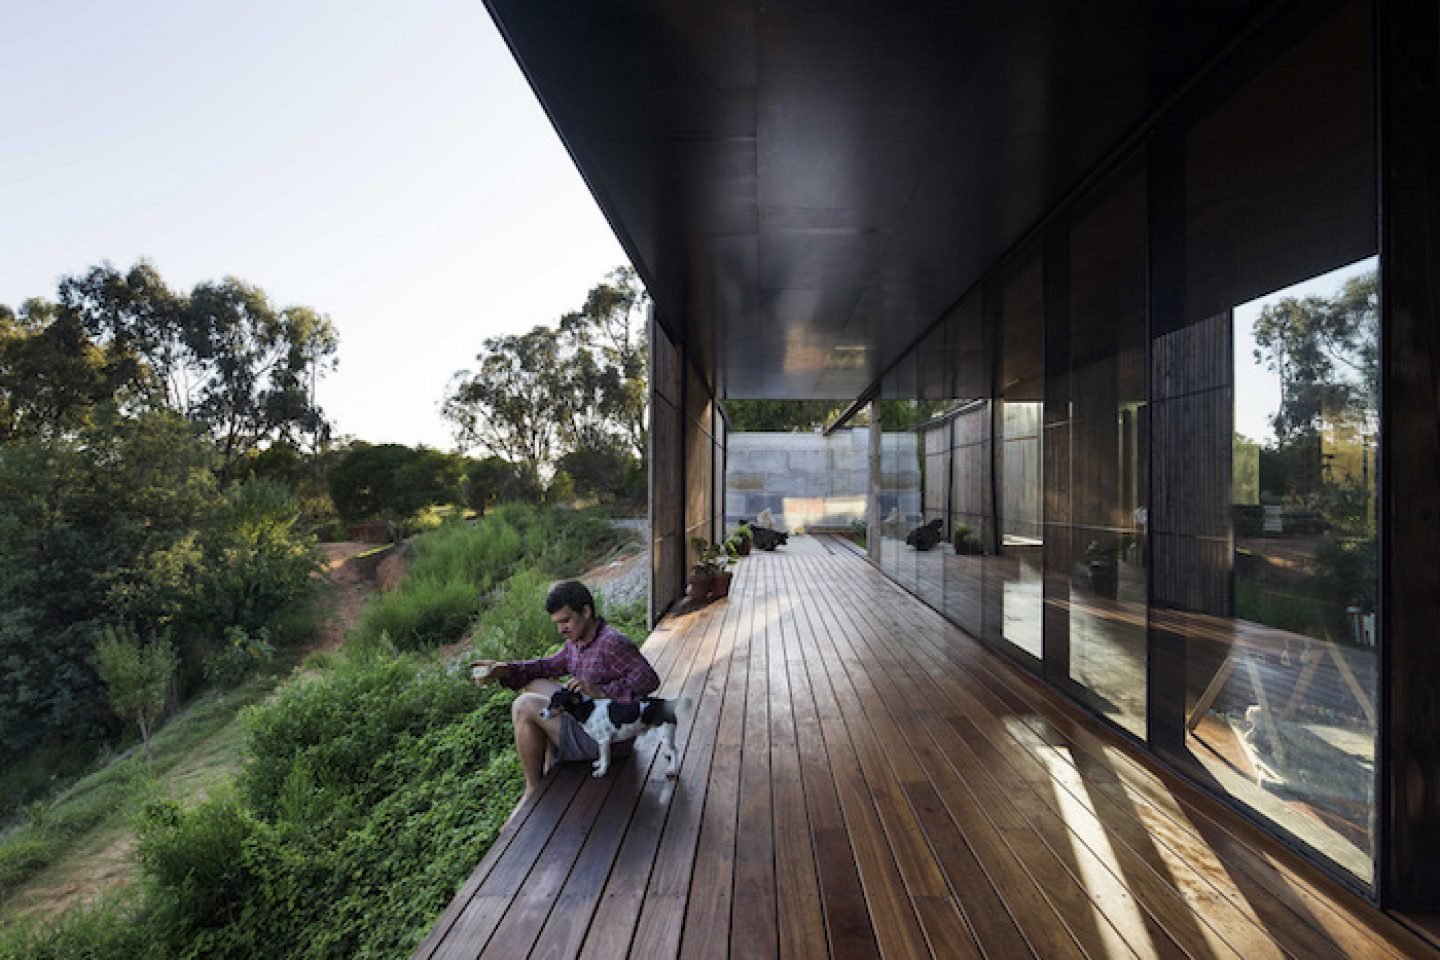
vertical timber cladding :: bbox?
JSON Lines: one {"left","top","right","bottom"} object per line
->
{"left": 648, "top": 313, "right": 684, "bottom": 625}
{"left": 1380, "top": 0, "right": 1440, "bottom": 912}
{"left": 683, "top": 357, "right": 719, "bottom": 586}
{"left": 712, "top": 405, "right": 727, "bottom": 544}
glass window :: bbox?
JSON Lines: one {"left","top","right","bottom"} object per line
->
{"left": 988, "top": 255, "right": 1044, "bottom": 659}
{"left": 1156, "top": 0, "right": 1378, "bottom": 884}
{"left": 1061, "top": 158, "right": 1149, "bottom": 737}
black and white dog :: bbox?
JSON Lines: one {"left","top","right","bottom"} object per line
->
{"left": 541, "top": 689, "right": 692, "bottom": 779}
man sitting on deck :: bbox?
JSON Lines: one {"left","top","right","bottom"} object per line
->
{"left": 470, "top": 580, "right": 659, "bottom": 802}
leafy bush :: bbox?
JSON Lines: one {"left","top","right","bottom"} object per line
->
{"left": 203, "top": 626, "right": 276, "bottom": 688}
{"left": 350, "top": 505, "right": 626, "bottom": 652}
{"left": 117, "top": 658, "right": 523, "bottom": 959}
{"left": 137, "top": 790, "right": 259, "bottom": 935}
{"left": 465, "top": 567, "right": 565, "bottom": 663}
{"left": 192, "top": 479, "right": 321, "bottom": 641}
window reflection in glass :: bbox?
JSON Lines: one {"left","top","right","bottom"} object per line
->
{"left": 1186, "top": 258, "right": 1379, "bottom": 879}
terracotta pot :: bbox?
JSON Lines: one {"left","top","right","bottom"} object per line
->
{"left": 688, "top": 570, "right": 734, "bottom": 603}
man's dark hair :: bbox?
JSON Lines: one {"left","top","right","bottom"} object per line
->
{"left": 545, "top": 580, "right": 595, "bottom": 617}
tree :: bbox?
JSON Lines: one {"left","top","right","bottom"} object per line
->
{"left": 92, "top": 625, "right": 177, "bottom": 760}
{"left": 441, "top": 325, "right": 565, "bottom": 491}
{"left": 0, "top": 409, "right": 218, "bottom": 762}
{"left": 441, "top": 265, "right": 652, "bottom": 494}
{"left": 1252, "top": 270, "right": 1378, "bottom": 444}
{"left": 19, "top": 261, "right": 341, "bottom": 474}
{"left": 328, "top": 444, "right": 466, "bottom": 537}
{"left": 463, "top": 456, "right": 535, "bottom": 514}
{"left": 559, "top": 266, "right": 650, "bottom": 459}
{"left": 723, "top": 399, "right": 850, "bottom": 432}
{"left": 555, "top": 444, "right": 643, "bottom": 503}
{"left": 0, "top": 298, "right": 140, "bottom": 442}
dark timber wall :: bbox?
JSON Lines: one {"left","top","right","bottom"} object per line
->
{"left": 1379, "top": 0, "right": 1440, "bottom": 911}
{"left": 648, "top": 312, "right": 723, "bottom": 625}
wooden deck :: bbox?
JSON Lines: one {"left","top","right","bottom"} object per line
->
{"left": 413, "top": 536, "right": 1437, "bottom": 960}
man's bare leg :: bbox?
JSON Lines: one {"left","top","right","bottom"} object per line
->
{"left": 510, "top": 680, "right": 565, "bottom": 805}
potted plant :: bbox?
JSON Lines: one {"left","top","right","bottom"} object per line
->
{"left": 1084, "top": 538, "right": 1121, "bottom": 598}
{"left": 726, "top": 523, "right": 754, "bottom": 557}
{"left": 689, "top": 536, "right": 734, "bottom": 602}
{"left": 952, "top": 524, "right": 983, "bottom": 555}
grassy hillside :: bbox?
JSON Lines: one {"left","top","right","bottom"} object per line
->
{"left": 0, "top": 506, "right": 645, "bottom": 959}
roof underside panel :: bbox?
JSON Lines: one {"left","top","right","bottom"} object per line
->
{"left": 484, "top": 0, "right": 1266, "bottom": 400}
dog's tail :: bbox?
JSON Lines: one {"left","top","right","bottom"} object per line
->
{"left": 644, "top": 695, "right": 695, "bottom": 726}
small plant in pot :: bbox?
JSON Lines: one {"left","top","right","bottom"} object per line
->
{"left": 1084, "top": 538, "right": 1121, "bottom": 598}
{"left": 689, "top": 536, "right": 734, "bottom": 603}
{"left": 952, "top": 524, "right": 983, "bottom": 555}
{"left": 726, "top": 523, "right": 754, "bottom": 557}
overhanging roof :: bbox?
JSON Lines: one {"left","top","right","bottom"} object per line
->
{"left": 483, "top": 0, "right": 1268, "bottom": 401}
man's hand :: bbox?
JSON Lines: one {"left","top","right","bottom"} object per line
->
{"left": 469, "top": 660, "right": 509, "bottom": 684}
{"left": 565, "top": 677, "right": 602, "bottom": 698}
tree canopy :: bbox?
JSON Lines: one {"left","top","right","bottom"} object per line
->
{"left": 441, "top": 266, "right": 650, "bottom": 499}
{"left": 1252, "top": 270, "right": 1377, "bottom": 444}
{"left": 0, "top": 262, "right": 332, "bottom": 770}
{"left": 2, "top": 261, "right": 338, "bottom": 473}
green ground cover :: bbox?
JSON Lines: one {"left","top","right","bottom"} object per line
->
{"left": 0, "top": 506, "right": 644, "bottom": 960}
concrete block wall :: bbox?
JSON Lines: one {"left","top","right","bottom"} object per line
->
{"left": 725, "top": 429, "right": 919, "bottom": 533}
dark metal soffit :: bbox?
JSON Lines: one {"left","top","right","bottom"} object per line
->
{"left": 483, "top": 0, "right": 1266, "bottom": 401}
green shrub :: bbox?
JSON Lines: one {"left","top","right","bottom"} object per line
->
{"left": 119, "top": 657, "right": 523, "bottom": 959}
{"left": 351, "top": 577, "right": 478, "bottom": 651}
{"left": 137, "top": 791, "right": 259, "bottom": 933}
{"left": 238, "top": 657, "right": 501, "bottom": 824}
{"left": 203, "top": 626, "right": 276, "bottom": 688}
{"left": 465, "top": 567, "right": 561, "bottom": 663}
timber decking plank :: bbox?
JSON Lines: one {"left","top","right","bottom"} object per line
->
{"left": 764, "top": 559, "right": 831, "bottom": 960}
{"left": 858, "top": 558, "right": 1399, "bottom": 960}
{"left": 858, "top": 563, "right": 1261, "bottom": 960}
{"left": 578, "top": 587, "right": 739, "bottom": 960}
{"left": 780, "top": 556, "right": 951, "bottom": 959}
{"left": 881, "top": 579, "right": 1391, "bottom": 960}
{"left": 481, "top": 771, "right": 620, "bottom": 958}
{"left": 780, "top": 561, "right": 883, "bottom": 960}
{"left": 676, "top": 568, "right": 753, "bottom": 959}
{"left": 814, "top": 560, "right": 1082, "bottom": 960}
{"left": 435, "top": 766, "right": 587, "bottom": 957}
{"left": 819, "top": 554, "right": 1179, "bottom": 960}
{"left": 624, "top": 569, "right": 751, "bottom": 957}
{"left": 729, "top": 559, "right": 780, "bottom": 959}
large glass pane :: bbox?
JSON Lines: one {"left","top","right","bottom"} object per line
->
{"left": 1063, "top": 160, "right": 1148, "bottom": 737}
{"left": 988, "top": 257, "right": 1044, "bottom": 659}
{"left": 1156, "top": 0, "right": 1378, "bottom": 884}
{"left": 946, "top": 402, "right": 988, "bottom": 637}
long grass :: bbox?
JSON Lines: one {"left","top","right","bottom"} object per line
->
{"left": 0, "top": 677, "right": 277, "bottom": 911}
{"left": 352, "top": 506, "right": 630, "bottom": 651}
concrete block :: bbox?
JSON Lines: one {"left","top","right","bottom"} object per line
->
{"left": 728, "top": 472, "right": 764, "bottom": 491}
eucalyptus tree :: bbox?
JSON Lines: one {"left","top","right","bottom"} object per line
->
{"left": 442, "top": 324, "right": 567, "bottom": 494}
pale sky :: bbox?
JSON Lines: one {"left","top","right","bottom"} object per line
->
{"left": 0, "top": 0, "right": 628, "bottom": 451}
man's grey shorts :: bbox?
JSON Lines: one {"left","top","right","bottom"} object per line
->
{"left": 552, "top": 714, "right": 634, "bottom": 763}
